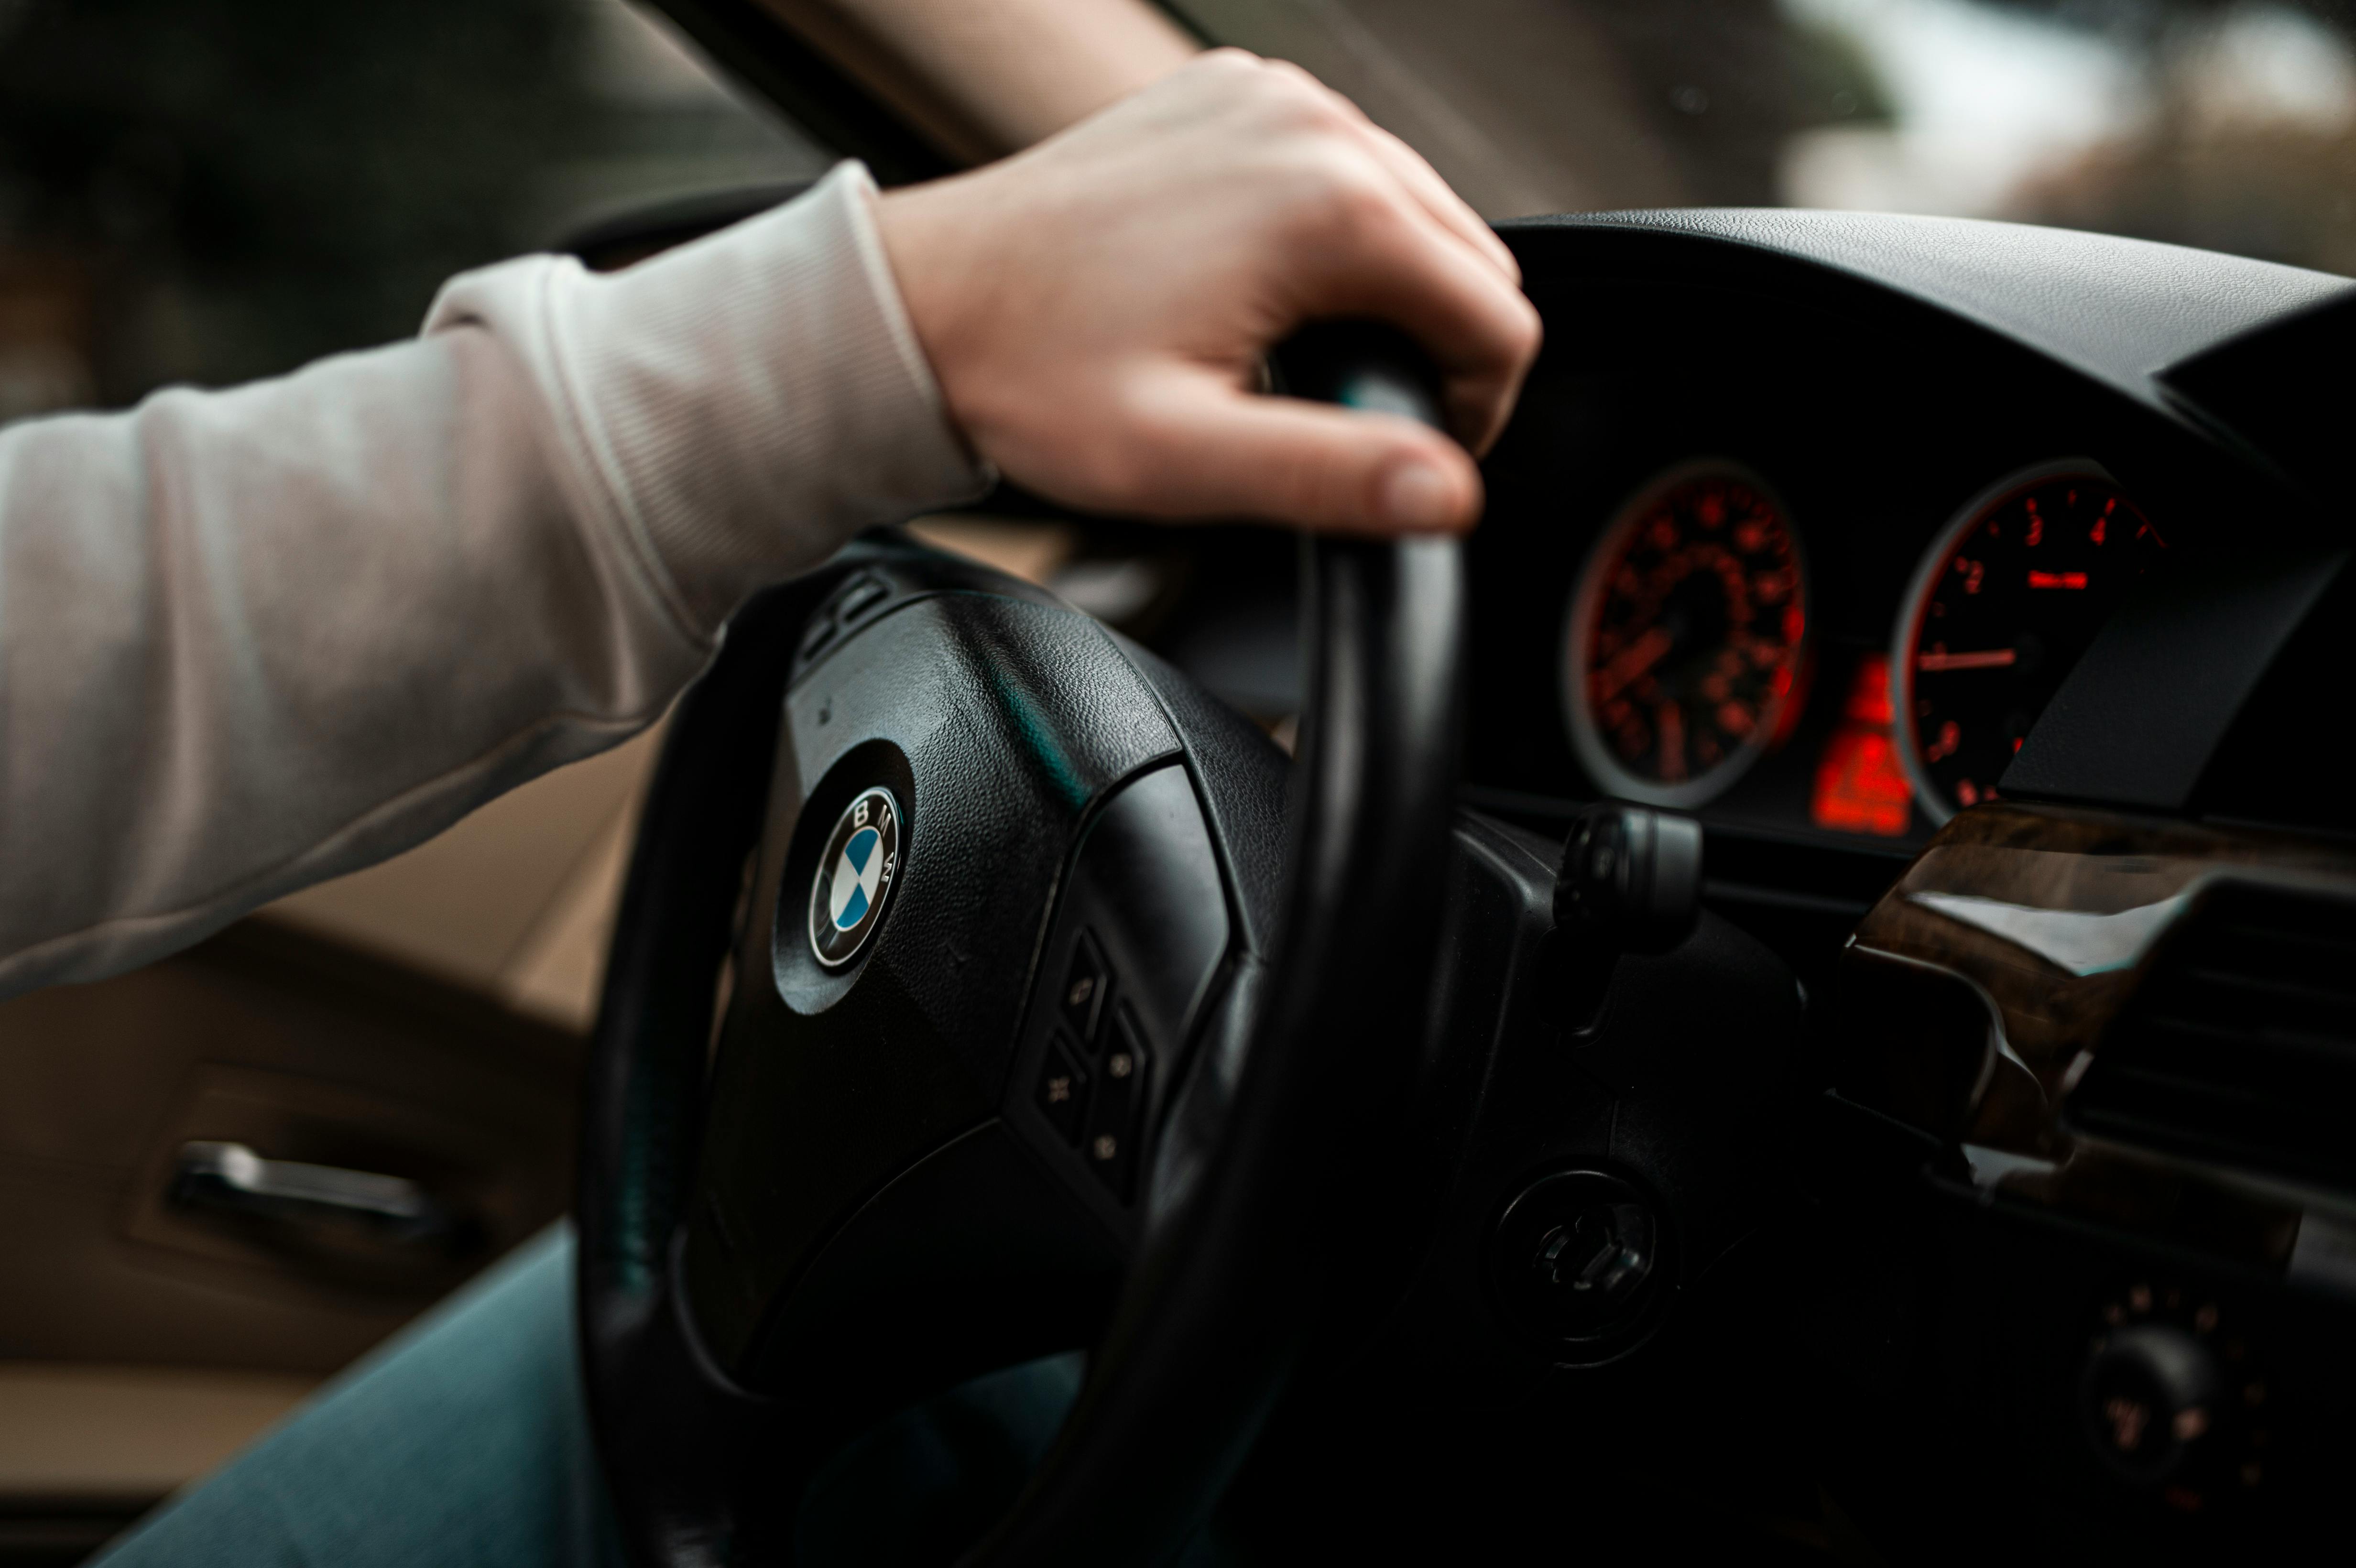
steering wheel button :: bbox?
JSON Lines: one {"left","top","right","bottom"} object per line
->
{"left": 796, "top": 611, "right": 838, "bottom": 661}
{"left": 1036, "top": 1035, "right": 1090, "bottom": 1145}
{"left": 1062, "top": 934, "right": 1110, "bottom": 1045}
{"left": 1086, "top": 1132, "right": 1134, "bottom": 1200}
{"left": 835, "top": 573, "right": 891, "bottom": 623}
{"left": 1083, "top": 1008, "right": 1153, "bottom": 1200}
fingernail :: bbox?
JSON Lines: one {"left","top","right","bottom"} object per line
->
{"left": 1380, "top": 460, "right": 1457, "bottom": 532}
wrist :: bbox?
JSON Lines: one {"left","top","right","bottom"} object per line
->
{"left": 873, "top": 178, "right": 988, "bottom": 442}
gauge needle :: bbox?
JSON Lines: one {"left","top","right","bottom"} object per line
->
{"left": 1656, "top": 702, "right": 1687, "bottom": 782}
{"left": 1917, "top": 648, "right": 2018, "bottom": 673}
{"left": 1595, "top": 625, "right": 1675, "bottom": 701}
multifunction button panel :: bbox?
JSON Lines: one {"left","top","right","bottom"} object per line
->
{"left": 1032, "top": 930, "right": 1156, "bottom": 1199}
{"left": 1009, "top": 763, "right": 1231, "bottom": 1229}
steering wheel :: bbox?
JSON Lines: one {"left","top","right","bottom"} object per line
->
{"left": 577, "top": 325, "right": 1466, "bottom": 1566}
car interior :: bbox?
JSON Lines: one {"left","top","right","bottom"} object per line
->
{"left": 3, "top": 0, "right": 2355, "bottom": 1563}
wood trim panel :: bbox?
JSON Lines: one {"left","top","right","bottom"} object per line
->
{"left": 1832, "top": 801, "right": 2356, "bottom": 1266}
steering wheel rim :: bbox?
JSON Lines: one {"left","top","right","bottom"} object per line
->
{"left": 578, "top": 329, "right": 1467, "bottom": 1566}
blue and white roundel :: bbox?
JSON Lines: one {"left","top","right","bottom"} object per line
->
{"left": 808, "top": 787, "right": 900, "bottom": 968}
{"left": 829, "top": 828, "right": 883, "bottom": 930}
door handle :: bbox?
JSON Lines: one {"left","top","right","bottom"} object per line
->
{"left": 170, "top": 1141, "right": 458, "bottom": 1243}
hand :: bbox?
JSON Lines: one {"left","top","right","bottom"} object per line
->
{"left": 875, "top": 49, "right": 1541, "bottom": 536}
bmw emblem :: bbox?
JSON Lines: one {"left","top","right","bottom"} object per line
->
{"left": 809, "top": 787, "right": 901, "bottom": 969}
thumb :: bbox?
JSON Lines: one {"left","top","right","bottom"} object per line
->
{"left": 1106, "top": 368, "right": 1484, "bottom": 535}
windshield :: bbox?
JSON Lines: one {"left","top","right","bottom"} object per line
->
{"left": 1165, "top": 0, "right": 2356, "bottom": 274}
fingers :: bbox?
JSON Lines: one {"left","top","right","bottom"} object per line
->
{"left": 1102, "top": 366, "right": 1485, "bottom": 535}
{"left": 1235, "top": 57, "right": 1538, "bottom": 456}
{"left": 884, "top": 45, "right": 1540, "bottom": 537}
{"left": 1287, "top": 168, "right": 1542, "bottom": 457}
{"left": 1357, "top": 123, "right": 1520, "bottom": 283}
{"left": 1317, "top": 109, "right": 1520, "bottom": 284}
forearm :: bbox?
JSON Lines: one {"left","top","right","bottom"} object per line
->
{"left": 0, "top": 163, "right": 982, "bottom": 998}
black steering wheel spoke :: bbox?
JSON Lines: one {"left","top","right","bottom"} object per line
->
{"left": 1004, "top": 761, "right": 1233, "bottom": 1227}
{"left": 680, "top": 572, "right": 1192, "bottom": 1393}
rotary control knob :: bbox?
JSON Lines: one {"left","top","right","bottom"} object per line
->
{"left": 2081, "top": 1323, "right": 2225, "bottom": 1485}
{"left": 2079, "top": 1281, "right": 2270, "bottom": 1510}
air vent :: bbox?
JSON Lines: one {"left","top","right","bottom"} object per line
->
{"left": 2067, "top": 881, "right": 2356, "bottom": 1195}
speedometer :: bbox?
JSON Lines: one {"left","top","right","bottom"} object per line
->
{"left": 1894, "top": 463, "right": 2163, "bottom": 821}
{"left": 1563, "top": 461, "right": 1809, "bottom": 808}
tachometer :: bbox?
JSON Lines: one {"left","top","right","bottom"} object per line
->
{"left": 1563, "top": 461, "right": 1809, "bottom": 808}
{"left": 1894, "top": 463, "right": 2163, "bottom": 820}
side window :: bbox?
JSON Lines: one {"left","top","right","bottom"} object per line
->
{"left": 0, "top": 0, "right": 828, "bottom": 421}
{"left": 0, "top": 21, "right": 829, "bottom": 1522}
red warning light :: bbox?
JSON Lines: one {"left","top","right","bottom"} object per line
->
{"left": 1811, "top": 653, "right": 1912, "bottom": 837}
{"left": 2027, "top": 570, "right": 2089, "bottom": 590}
{"left": 1842, "top": 654, "right": 1895, "bottom": 725}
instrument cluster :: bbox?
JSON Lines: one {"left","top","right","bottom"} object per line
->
{"left": 1551, "top": 455, "right": 2165, "bottom": 839}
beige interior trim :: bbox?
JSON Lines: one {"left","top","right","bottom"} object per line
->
{"left": 906, "top": 515, "right": 1076, "bottom": 585}
{"left": 262, "top": 727, "right": 663, "bottom": 1032}
{"left": 0, "top": 1364, "right": 315, "bottom": 1504}
{"left": 754, "top": 0, "right": 1199, "bottom": 162}
{"left": 497, "top": 802, "right": 643, "bottom": 1028}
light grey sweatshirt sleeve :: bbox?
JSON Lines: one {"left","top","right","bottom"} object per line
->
{"left": 0, "top": 162, "right": 986, "bottom": 999}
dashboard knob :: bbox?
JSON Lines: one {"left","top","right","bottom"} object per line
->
{"left": 2080, "top": 1322, "right": 2227, "bottom": 1486}
{"left": 1554, "top": 803, "right": 1702, "bottom": 954}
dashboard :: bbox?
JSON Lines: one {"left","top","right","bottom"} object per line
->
{"left": 1041, "top": 208, "right": 2356, "bottom": 1557}
{"left": 1456, "top": 229, "right": 2349, "bottom": 992}
{"left": 1444, "top": 211, "right": 2356, "bottom": 1555}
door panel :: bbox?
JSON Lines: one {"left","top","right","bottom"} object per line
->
{"left": 0, "top": 918, "right": 579, "bottom": 1375}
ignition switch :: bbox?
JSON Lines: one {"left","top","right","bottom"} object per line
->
{"left": 1492, "top": 1169, "right": 1670, "bottom": 1355}
{"left": 1531, "top": 1203, "right": 1654, "bottom": 1308}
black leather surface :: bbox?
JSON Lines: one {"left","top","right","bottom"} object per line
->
{"left": 751, "top": 1119, "right": 1122, "bottom": 1417}
{"left": 688, "top": 591, "right": 1184, "bottom": 1371}
{"left": 2002, "top": 548, "right": 2349, "bottom": 811}
{"left": 1520, "top": 208, "right": 2352, "bottom": 403}
{"left": 581, "top": 535, "right": 1468, "bottom": 1568}
{"left": 2159, "top": 286, "right": 2356, "bottom": 498}
{"left": 1111, "top": 632, "right": 1290, "bottom": 957}
{"left": 995, "top": 762, "right": 1234, "bottom": 1237}
{"left": 577, "top": 568, "right": 845, "bottom": 1568}
{"left": 960, "top": 537, "right": 1466, "bottom": 1566}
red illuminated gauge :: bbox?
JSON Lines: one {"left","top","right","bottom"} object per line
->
{"left": 1894, "top": 463, "right": 2163, "bottom": 821}
{"left": 1563, "top": 462, "right": 1809, "bottom": 808}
